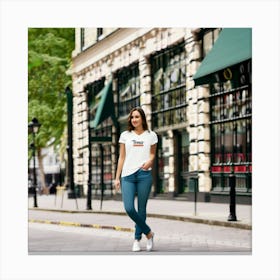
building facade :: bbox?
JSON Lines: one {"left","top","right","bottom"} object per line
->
{"left": 69, "top": 28, "right": 252, "bottom": 203}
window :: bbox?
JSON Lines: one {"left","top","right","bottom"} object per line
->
{"left": 91, "top": 144, "right": 113, "bottom": 195}
{"left": 176, "top": 130, "right": 190, "bottom": 194}
{"left": 85, "top": 78, "right": 105, "bottom": 123}
{"left": 80, "top": 28, "right": 85, "bottom": 51}
{"left": 85, "top": 78, "right": 113, "bottom": 138}
{"left": 116, "top": 63, "right": 141, "bottom": 118}
{"left": 151, "top": 42, "right": 187, "bottom": 128}
{"left": 156, "top": 134, "right": 171, "bottom": 194}
{"left": 97, "top": 28, "right": 103, "bottom": 40}
{"left": 210, "top": 60, "right": 252, "bottom": 193}
{"left": 84, "top": 78, "right": 114, "bottom": 195}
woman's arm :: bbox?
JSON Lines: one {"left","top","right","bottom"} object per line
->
{"left": 114, "top": 143, "right": 125, "bottom": 191}
{"left": 141, "top": 144, "right": 157, "bottom": 170}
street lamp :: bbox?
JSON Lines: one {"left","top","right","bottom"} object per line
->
{"left": 65, "top": 86, "right": 74, "bottom": 198}
{"left": 28, "top": 117, "right": 41, "bottom": 208}
{"left": 86, "top": 88, "right": 92, "bottom": 210}
{"left": 65, "top": 87, "right": 78, "bottom": 205}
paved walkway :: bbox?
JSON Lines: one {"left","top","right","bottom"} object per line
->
{"left": 28, "top": 193, "right": 252, "bottom": 230}
{"left": 29, "top": 212, "right": 252, "bottom": 254}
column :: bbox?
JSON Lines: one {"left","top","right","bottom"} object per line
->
{"left": 139, "top": 52, "right": 152, "bottom": 127}
{"left": 186, "top": 29, "right": 212, "bottom": 192}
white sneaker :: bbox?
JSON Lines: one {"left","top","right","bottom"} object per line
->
{"left": 146, "top": 233, "right": 154, "bottom": 252}
{"left": 132, "top": 240, "right": 141, "bottom": 252}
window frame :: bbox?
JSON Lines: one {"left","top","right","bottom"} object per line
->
{"left": 116, "top": 62, "right": 141, "bottom": 118}
{"left": 209, "top": 60, "right": 252, "bottom": 193}
{"left": 151, "top": 41, "right": 187, "bottom": 129}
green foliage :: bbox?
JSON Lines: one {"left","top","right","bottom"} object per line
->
{"left": 28, "top": 28, "right": 74, "bottom": 157}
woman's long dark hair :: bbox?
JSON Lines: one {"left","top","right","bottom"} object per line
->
{"left": 127, "top": 107, "right": 149, "bottom": 132}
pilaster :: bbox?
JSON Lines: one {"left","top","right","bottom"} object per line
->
{"left": 186, "top": 29, "right": 212, "bottom": 192}
{"left": 139, "top": 51, "right": 152, "bottom": 129}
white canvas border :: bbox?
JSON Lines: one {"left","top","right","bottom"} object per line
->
{"left": 0, "top": 0, "right": 280, "bottom": 279}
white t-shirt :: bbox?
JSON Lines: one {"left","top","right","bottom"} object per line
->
{"left": 119, "top": 130, "right": 158, "bottom": 177}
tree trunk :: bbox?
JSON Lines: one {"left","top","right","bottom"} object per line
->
{"left": 37, "top": 147, "right": 48, "bottom": 194}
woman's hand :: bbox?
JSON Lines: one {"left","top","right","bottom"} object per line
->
{"left": 141, "top": 160, "right": 153, "bottom": 170}
{"left": 141, "top": 144, "right": 156, "bottom": 170}
{"left": 114, "top": 179, "right": 121, "bottom": 192}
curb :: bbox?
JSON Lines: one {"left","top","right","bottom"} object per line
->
{"left": 28, "top": 219, "right": 134, "bottom": 233}
{"left": 29, "top": 208, "right": 252, "bottom": 230}
{"left": 148, "top": 213, "right": 252, "bottom": 230}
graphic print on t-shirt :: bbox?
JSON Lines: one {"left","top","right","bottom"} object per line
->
{"left": 132, "top": 139, "right": 144, "bottom": 147}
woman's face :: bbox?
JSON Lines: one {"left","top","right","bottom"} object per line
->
{"left": 130, "top": 110, "right": 143, "bottom": 129}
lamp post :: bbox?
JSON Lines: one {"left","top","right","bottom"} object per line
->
{"left": 228, "top": 172, "right": 237, "bottom": 221}
{"left": 86, "top": 88, "right": 92, "bottom": 210}
{"left": 65, "top": 86, "right": 79, "bottom": 209}
{"left": 65, "top": 86, "right": 75, "bottom": 199}
{"left": 28, "top": 118, "right": 41, "bottom": 208}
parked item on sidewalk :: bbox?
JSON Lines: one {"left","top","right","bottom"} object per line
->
{"left": 49, "top": 182, "right": 57, "bottom": 194}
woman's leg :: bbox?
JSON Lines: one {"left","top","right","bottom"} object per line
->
{"left": 121, "top": 174, "right": 151, "bottom": 240}
{"left": 135, "top": 169, "right": 153, "bottom": 240}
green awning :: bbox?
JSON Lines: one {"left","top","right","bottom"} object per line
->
{"left": 91, "top": 80, "right": 117, "bottom": 129}
{"left": 193, "top": 28, "right": 252, "bottom": 86}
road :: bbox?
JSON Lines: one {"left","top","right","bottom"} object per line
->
{"left": 28, "top": 210, "right": 251, "bottom": 255}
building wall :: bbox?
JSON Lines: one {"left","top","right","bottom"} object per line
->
{"left": 70, "top": 28, "right": 216, "bottom": 196}
{"left": 73, "top": 28, "right": 118, "bottom": 56}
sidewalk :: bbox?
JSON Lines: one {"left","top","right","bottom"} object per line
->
{"left": 28, "top": 193, "right": 252, "bottom": 230}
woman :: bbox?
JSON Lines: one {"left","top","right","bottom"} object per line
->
{"left": 114, "top": 107, "right": 158, "bottom": 252}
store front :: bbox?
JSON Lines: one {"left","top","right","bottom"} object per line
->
{"left": 71, "top": 28, "right": 252, "bottom": 202}
{"left": 193, "top": 28, "right": 252, "bottom": 199}
{"left": 84, "top": 78, "right": 116, "bottom": 197}
{"left": 150, "top": 41, "right": 190, "bottom": 195}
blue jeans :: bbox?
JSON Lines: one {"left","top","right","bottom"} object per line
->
{"left": 121, "top": 169, "right": 152, "bottom": 240}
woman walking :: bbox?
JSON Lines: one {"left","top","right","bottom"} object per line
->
{"left": 114, "top": 107, "right": 158, "bottom": 252}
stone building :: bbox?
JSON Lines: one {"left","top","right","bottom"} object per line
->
{"left": 69, "top": 28, "right": 252, "bottom": 203}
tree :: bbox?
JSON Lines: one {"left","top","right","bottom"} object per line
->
{"left": 28, "top": 28, "right": 75, "bottom": 194}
